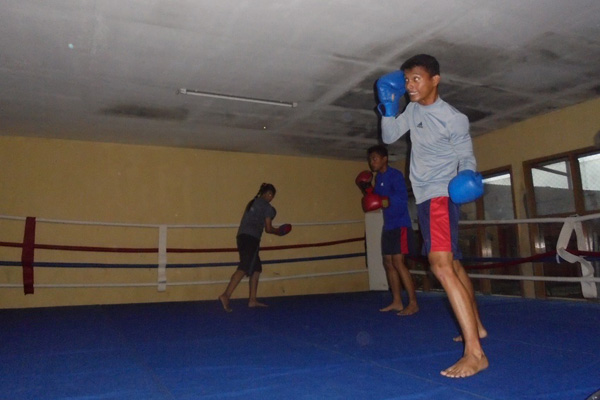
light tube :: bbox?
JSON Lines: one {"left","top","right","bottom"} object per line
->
{"left": 178, "top": 88, "right": 297, "bottom": 108}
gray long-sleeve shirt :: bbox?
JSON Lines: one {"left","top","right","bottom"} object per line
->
{"left": 381, "top": 96, "right": 476, "bottom": 204}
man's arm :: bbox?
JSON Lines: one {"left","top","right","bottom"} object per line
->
{"left": 449, "top": 114, "right": 477, "bottom": 172}
{"left": 381, "top": 115, "right": 409, "bottom": 144}
{"left": 390, "top": 171, "right": 409, "bottom": 212}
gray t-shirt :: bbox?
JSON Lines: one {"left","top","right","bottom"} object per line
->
{"left": 237, "top": 197, "right": 277, "bottom": 239}
{"left": 381, "top": 96, "right": 476, "bottom": 204}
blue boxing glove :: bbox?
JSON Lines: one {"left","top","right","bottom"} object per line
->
{"left": 448, "top": 170, "right": 484, "bottom": 204}
{"left": 376, "top": 70, "right": 406, "bottom": 117}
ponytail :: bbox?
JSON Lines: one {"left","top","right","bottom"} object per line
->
{"left": 244, "top": 183, "right": 276, "bottom": 213}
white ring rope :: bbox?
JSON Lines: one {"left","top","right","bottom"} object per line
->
{"left": 0, "top": 215, "right": 363, "bottom": 228}
{"left": 0, "top": 269, "right": 368, "bottom": 289}
{"left": 458, "top": 212, "right": 600, "bottom": 225}
{"left": 411, "top": 270, "right": 600, "bottom": 283}
{"left": 3, "top": 213, "right": 599, "bottom": 227}
{"left": 1, "top": 269, "right": 598, "bottom": 289}
{"left": 466, "top": 274, "right": 600, "bottom": 283}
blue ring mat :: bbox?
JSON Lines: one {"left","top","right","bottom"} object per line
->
{"left": 0, "top": 291, "right": 599, "bottom": 399}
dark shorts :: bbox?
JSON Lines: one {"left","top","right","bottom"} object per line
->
{"left": 381, "top": 226, "right": 413, "bottom": 256}
{"left": 236, "top": 234, "right": 262, "bottom": 275}
{"left": 417, "top": 197, "right": 462, "bottom": 259}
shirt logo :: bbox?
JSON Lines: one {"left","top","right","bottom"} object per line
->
{"left": 417, "top": 122, "right": 423, "bottom": 128}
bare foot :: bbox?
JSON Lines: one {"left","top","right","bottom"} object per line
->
{"left": 453, "top": 328, "right": 488, "bottom": 342}
{"left": 440, "top": 353, "right": 488, "bottom": 378}
{"left": 248, "top": 300, "right": 268, "bottom": 308}
{"left": 397, "top": 303, "right": 419, "bottom": 316}
{"left": 219, "top": 294, "right": 232, "bottom": 312}
{"left": 380, "top": 303, "right": 404, "bottom": 312}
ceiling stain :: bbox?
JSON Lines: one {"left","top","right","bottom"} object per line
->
{"left": 101, "top": 105, "right": 189, "bottom": 121}
{"left": 460, "top": 107, "right": 492, "bottom": 124}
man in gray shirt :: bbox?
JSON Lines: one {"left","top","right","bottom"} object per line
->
{"left": 378, "top": 54, "right": 488, "bottom": 378}
{"left": 219, "top": 183, "right": 291, "bottom": 312}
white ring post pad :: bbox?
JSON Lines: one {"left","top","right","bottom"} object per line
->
{"left": 157, "top": 225, "right": 167, "bottom": 292}
{"left": 556, "top": 218, "right": 597, "bottom": 299}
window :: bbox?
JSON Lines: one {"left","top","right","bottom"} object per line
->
{"left": 524, "top": 148, "right": 600, "bottom": 299}
{"left": 525, "top": 148, "right": 600, "bottom": 216}
{"left": 531, "top": 159, "right": 575, "bottom": 216}
{"left": 579, "top": 153, "right": 600, "bottom": 212}
{"left": 480, "top": 170, "right": 520, "bottom": 295}
{"left": 482, "top": 172, "right": 515, "bottom": 220}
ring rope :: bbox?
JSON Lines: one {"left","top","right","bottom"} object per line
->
{"left": 0, "top": 252, "right": 366, "bottom": 269}
{"left": 1, "top": 270, "right": 597, "bottom": 289}
{"left": 0, "top": 269, "right": 369, "bottom": 289}
{"left": 1, "top": 214, "right": 598, "bottom": 293}
{"left": 0, "top": 214, "right": 362, "bottom": 228}
{"left": 0, "top": 237, "right": 365, "bottom": 253}
{"left": 409, "top": 270, "right": 600, "bottom": 283}
{"left": 408, "top": 249, "right": 600, "bottom": 271}
{"left": 458, "top": 212, "right": 600, "bottom": 225}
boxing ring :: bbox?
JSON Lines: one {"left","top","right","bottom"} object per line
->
{"left": 0, "top": 215, "right": 369, "bottom": 306}
{"left": 1, "top": 213, "right": 599, "bottom": 399}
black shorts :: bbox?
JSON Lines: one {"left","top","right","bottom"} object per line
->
{"left": 236, "top": 234, "right": 262, "bottom": 275}
{"left": 381, "top": 226, "right": 414, "bottom": 256}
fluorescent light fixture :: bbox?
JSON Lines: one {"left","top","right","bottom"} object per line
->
{"left": 178, "top": 88, "right": 297, "bottom": 108}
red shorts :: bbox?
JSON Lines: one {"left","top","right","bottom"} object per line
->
{"left": 417, "top": 197, "right": 462, "bottom": 258}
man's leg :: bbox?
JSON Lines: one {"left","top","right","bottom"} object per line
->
{"left": 380, "top": 254, "right": 404, "bottom": 312}
{"left": 393, "top": 253, "right": 419, "bottom": 315}
{"left": 452, "top": 260, "right": 487, "bottom": 341}
{"left": 429, "top": 251, "right": 488, "bottom": 378}
{"left": 219, "top": 269, "right": 246, "bottom": 312}
{"left": 248, "top": 271, "right": 267, "bottom": 308}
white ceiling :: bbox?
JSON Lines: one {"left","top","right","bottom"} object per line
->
{"left": 1, "top": 0, "right": 599, "bottom": 161}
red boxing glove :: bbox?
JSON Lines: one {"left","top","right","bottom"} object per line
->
{"left": 277, "top": 224, "right": 292, "bottom": 236}
{"left": 362, "top": 193, "right": 389, "bottom": 212}
{"left": 355, "top": 170, "right": 373, "bottom": 194}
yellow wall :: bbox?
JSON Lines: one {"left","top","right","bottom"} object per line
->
{"left": 1, "top": 97, "right": 598, "bottom": 308}
{"left": 0, "top": 138, "right": 370, "bottom": 308}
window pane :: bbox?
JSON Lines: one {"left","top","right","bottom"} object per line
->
{"left": 531, "top": 160, "right": 575, "bottom": 215}
{"left": 579, "top": 153, "right": 600, "bottom": 212}
{"left": 482, "top": 173, "right": 515, "bottom": 220}
{"left": 485, "top": 225, "right": 521, "bottom": 296}
{"left": 460, "top": 201, "right": 477, "bottom": 221}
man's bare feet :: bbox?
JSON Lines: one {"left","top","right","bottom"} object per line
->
{"left": 440, "top": 353, "right": 488, "bottom": 378}
{"left": 248, "top": 300, "right": 268, "bottom": 308}
{"left": 397, "top": 303, "right": 419, "bottom": 316}
{"left": 380, "top": 303, "right": 404, "bottom": 312}
{"left": 453, "top": 328, "right": 488, "bottom": 342}
{"left": 219, "top": 294, "right": 232, "bottom": 312}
